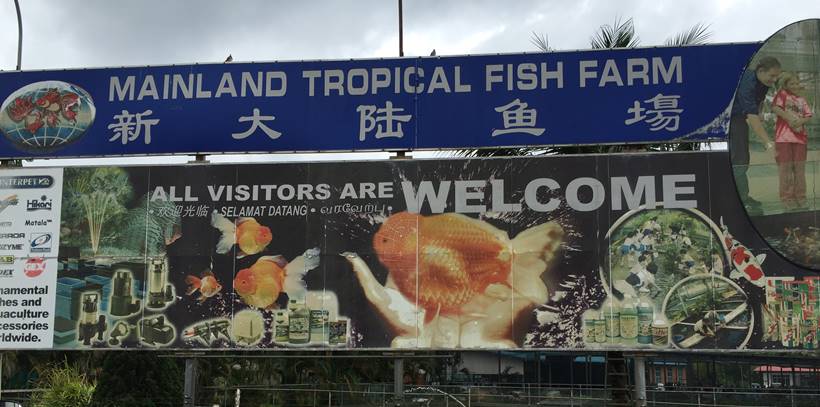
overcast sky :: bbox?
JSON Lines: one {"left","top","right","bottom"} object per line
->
{"left": 0, "top": 0, "right": 817, "bottom": 165}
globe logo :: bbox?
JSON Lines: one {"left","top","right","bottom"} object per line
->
{"left": 0, "top": 81, "right": 95, "bottom": 154}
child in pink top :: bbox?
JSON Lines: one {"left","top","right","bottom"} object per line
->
{"left": 771, "top": 72, "right": 812, "bottom": 209}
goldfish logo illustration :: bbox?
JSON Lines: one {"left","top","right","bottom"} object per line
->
{"left": 234, "top": 248, "right": 320, "bottom": 309}
{"left": 0, "top": 81, "right": 95, "bottom": 153}
{"left": 373, "top": 212, "right": 563, "bottom": 318}
{"left": 211, "top": 211, "right": 272, "bottom": 258}
{"left": 185, "top": 270, "right": 223, "bottom": 303}
{"left": 720, "top": 217, "right": 766, "bottom": 287}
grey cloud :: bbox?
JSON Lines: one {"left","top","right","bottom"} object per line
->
{"left": 1, "top": 0, "right": 818, "bottom": 72}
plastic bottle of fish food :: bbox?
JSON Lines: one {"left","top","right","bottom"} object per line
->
{"left": 637, "top": 289, "right": 654, "bottom": 345}
{"left": 582, "top": 310, "right": 598, "bottom": 346}
{"left": 594, "top": 317, "right": 606, "bottom": 343}
{"left": 288, "top": 298, "right": 310, "bottom": 345}
{"left": 602, "top": 297, "right": 620, "bottom": 339}
{"left": 306, "top": 292, "right": 330, "bottom": 344}
{"left": 274, "top": 310, "right": 289, "bottom": 343}
{"left": 619, "top": 295, "right": 638, "bottom": 340}
{"left": 329, "top": 319, "right": 349, "bottom": 346}
{"left": 652, "top": 314, "right": 669, "bottom": 347}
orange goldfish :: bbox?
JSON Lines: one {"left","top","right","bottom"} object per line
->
{"left": 211, "top": 211, "right": 272, "bottom": 257}
{"left": 185, "top": 271, "right": 223, "bottom": 303}
{"left": 373, "top": 212, "right": 563, "bottom": 314}
{"left": 233, "top": 248, "right": 320, "bottom": 309}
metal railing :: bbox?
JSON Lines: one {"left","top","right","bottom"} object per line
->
{"left": 193, "top": 383, "right": 820, "bottom": 407}
{"left": 3, "top": 382, "right": 820, "bottom": 406}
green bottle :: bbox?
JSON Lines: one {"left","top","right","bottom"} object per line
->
{"left": 288, "top": 297, "right": 310, "bottom": 345}
{"left": 583, "top": 310, "right": 598, "bottom": 346}
{"left": 637, "top": 289, "right": 654, "bottom": 345}
{"left": 620, "top": 295, "right": 638, "bottom": 340}
{"left": 274, "top": 310, "right": 289, "bottom": 343}
{"left": 603, "top": 297, "right": 620, "bottom": 338}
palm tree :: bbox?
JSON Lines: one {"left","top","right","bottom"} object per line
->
{"left": 590, "top": 17, "right": 641, "bottom": 49}
{"left": 463, "top": 19, "right": 713, "bottom": 158}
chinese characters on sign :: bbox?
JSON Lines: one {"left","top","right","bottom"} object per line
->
{"left": 232, "top": 108, "right": 282, "bottom": 140}
{"left": 492, "top": 99, "right": 545, "bottom": 137}
{"left": 624, "top": 94, "right": 683, "bottom": 131}
{"left": 155, "top": 204, "right": 210, "bottom": 218}
{"left": 108, "top": 110, "right": 160, "bottom": 145}
{"left": 357, "top": 101, "right": 412, "bottom": 142}
{"left": 102, "top": 95, "right": 682, "bottom": 149}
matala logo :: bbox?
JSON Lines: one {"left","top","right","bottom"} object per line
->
{"left": 0, "top": 194, "right": 18, "bottom": 214}
{"left": 26, "top": 195, "right": 52, "bottom": 211}
{"left": 29, "top": 233, "right": 52, "bottom": 253}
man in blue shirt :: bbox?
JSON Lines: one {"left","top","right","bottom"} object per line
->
{"left": 730, "top": 56, "right": 781, "bottom": 212}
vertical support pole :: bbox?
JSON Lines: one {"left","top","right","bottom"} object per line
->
{"left": 183, "top": 358, "right": 198, "bottom": 407}
{"left": 633, "top": 355, "right": 646, "bottom": 407}
{"left": 14, "top": 0, "right": 23, "bottom": 71}
{"left": 394, "top": 358, "right": 404, "bottom": 404}
{"left": 398, "top": 0, "right": 404, "bottom": 57}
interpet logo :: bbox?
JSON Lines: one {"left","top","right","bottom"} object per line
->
{"left": 26, "top": 196, "right": 52, "bottom": 211}
{"left": 24, "top": 257, "right": 46, "bottom": 278}
{"left": 29, "top": 233, "right": 52, "bottom": 253}
{"left": 0, "top": 194, "right": 18, "bottom": 213}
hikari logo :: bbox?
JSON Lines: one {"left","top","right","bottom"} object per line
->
{"left": 26, "top": 195, "right": 52, "bottom": 211}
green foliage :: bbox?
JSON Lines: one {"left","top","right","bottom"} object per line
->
{"left": 90, "top": 352, "right": 183, "bottom": 407}
{"left": 62, "top": 167, "right": 133, "bottom": 256}
{"left": 590, "top": 17, "right": 640, "bottom": 49}
{"left": 118, "top": 194, "right": 182, "bottom": 257}
{"left": 665, "top": 23, "right": 712, "bottom": 46}
{"left": 530, "top": 31, "right": 551, "bottom": 52}
{"left": 29, "top": 363, "right": 95, "bottom": 407}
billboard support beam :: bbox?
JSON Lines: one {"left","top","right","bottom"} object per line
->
{"left": 394, "top": 358, "right": 404, "bottom": 404}
{"left": 633, "top": 355, "right": 647, "bottom": 406}
{"left": 183, "top": 358, "right": 199, "bottom": 407}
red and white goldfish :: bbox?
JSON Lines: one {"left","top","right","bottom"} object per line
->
{"left": 185, "top": 271, "right": 223, "bottom": 303}
{"left": 720, "top": 217, "right": 766, "bottom": 287}
{"left": 233, "top": 248, "right": 320, "bottom": 309}
{"left": 373, "top": 211, "right": 563, "bottom": 315}
{"left": 211, "top": 211, "right": 272, "bottom": 258}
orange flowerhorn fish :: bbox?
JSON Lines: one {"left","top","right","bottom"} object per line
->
{"left": 211, "top": 211, "right": 272, "bottom": 258}
{"left": 234, "top": 248, "right": 320, "bottom": 309}
{"left": 185, "top": 271, "right": 223, "bottom": 303}
{"left": 374, "top": 212, "right": 563, "bottom": 314}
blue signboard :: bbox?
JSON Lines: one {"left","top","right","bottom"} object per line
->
{"left": 0, "top": 43, "right": 759, "bottom": 159}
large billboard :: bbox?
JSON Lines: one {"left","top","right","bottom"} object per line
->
{"left": 0, "top": 44, "right": 758, "bottom": 159}
{"left": 0, "top": 151, "right": 818, "bottom": 351}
